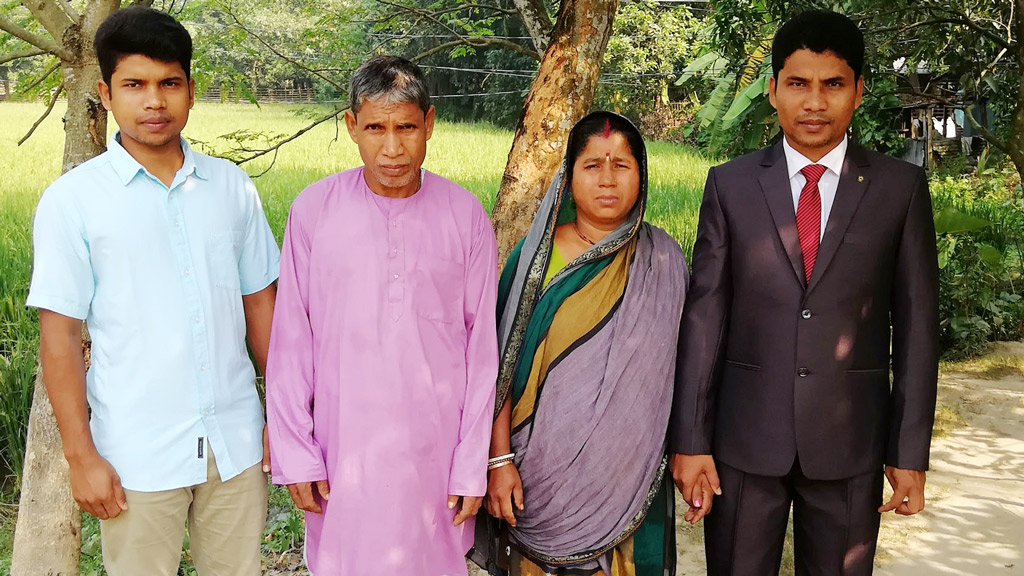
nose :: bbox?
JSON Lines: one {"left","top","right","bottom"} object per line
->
{"left": 382, "top": 128, "right": 403, "bottom": 157}
{"left": 144, "top": 84, "right": 166, "bottom": 110}
{"left": 598, "top": 163, "right": 616, "bottom": 186}
{"left": 804, "top": 84, "right": 826, "bottom": 111}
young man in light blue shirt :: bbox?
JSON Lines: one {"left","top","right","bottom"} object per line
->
{"left": 27, "top": 6, "right": 279, "bottom": 575}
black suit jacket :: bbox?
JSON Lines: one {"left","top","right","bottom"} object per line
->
{"left": 669, "top": 141, "right": 939, "bottom": 480}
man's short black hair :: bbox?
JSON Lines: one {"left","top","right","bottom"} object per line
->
{"left": 95, "top": 6, "right": 192, "bottom": 86}
{"left": 771, "top": 10, "right": 864, "bottom": 81}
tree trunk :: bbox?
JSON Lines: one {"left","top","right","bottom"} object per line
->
{"left": 11, "top": 2, "right": 113, "bottom": 573}
{"left": 491, "top": 0, "right": 619, "bottom": 261}
{"left": 1008, "top": 0, "right": 1024, "bottom": 185}
{"left": 511, "top": 0, "right": 553, "bottom": 54}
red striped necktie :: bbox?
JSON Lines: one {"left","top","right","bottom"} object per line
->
{"left": 796, "top": 164, "right": 827, "bottom": 284}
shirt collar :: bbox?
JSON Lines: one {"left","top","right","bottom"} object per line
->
{"left": 107, "top": 132, "right": 206, "bottom": 186}
{"left": 782, "top": 134, "right": 848, "bottom": 180}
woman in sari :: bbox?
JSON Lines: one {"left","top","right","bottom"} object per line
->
{"left": 470, "top": 111, "right": 688, "bottom": 576}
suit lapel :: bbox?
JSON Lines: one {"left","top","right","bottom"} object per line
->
{"left": 806, "top": 143, "right": 872, "bottom": 293}
{"left": 758, "top": 142, "right": 805, "bottom": 286}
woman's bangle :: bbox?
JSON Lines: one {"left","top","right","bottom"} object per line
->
{"left": 488, "top": 452, "right": 514, "bottom": 465}
{"left": 488, "top": 459, "right": 515, "bottom": 471}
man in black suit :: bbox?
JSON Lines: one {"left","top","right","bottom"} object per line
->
{"left": 669, "top": 10, "right": 939, "bottom": 575}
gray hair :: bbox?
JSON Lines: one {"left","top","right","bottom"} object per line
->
{"left": 349, "top": 55, "right": 431, "bottom": 116}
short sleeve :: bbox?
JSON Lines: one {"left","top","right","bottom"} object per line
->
{"left": 26, "top": 185, "right": 94, "bottom": 319}
{"left": 237, "top": 176, "right": 281, "bottom": 295}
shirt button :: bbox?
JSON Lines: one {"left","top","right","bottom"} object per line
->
{"left": 393, "top": 274, "right": 399, "bottom": 279}
{"left": 194, "top": 316, "right": 201, "bottom": 323}
{"left": 184, "top": 267, "right": 191, "bottom": 275}
{"left": 174, "top": 220, "right": 180, "bottom": 227}
{"left": 798, "top": 367, "right": 809, "bottom": 378}
{"left": 203, "top": 410, "right": 210, "bottom": 417}
{"left": 392, "top": 222, "right": 398, "bottom": 228}
{"left": 200, "top": 364, "right": 206, "bottom": 371}
{"left": 801, "top": 309, "right": 812, "bottom": 319}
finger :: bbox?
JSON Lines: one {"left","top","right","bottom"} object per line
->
{"left": 81, "top": 500, "right": 103, "bottom": 520}
{"left": 262, "top": 427, "right": 271, "bottom": 473}
{"left": 300, "top": 483, "right": 321, "bottom": 514}
{"left": 316, "top": 480, "right": 330, "bottom": 502}
{"left": 705, "top": 465, "right": 722, "bottom": 496}
{"left": 453, "top": 505, "right": 473, "bottom": 527}
{"left": 499, "top": 493, "right": 517, "bottom": 526}
{"left": 684, "top": 506, "right": 697, "bottom": 524}
{"left": 687, "top": 475, "right": 706, "bottom": 509}
{"left": 879, "top": 486, "right": 909, "bottom": 513}
{"left": 287, "top": 485, "right": 302, "bottom": 508}
{"left": 465, "top": 497, "right": 483, "bottom": 515}
{"left": 448, "top": 495, "right": 459, "bottom": 510}
{"left": 113, "top": 482, "right": 128, "bottom": 511}
{"left": 512, "top": 482, "right": 525, "bottom": 511}
{"left": 694, "top": 482, "right": 713, "bottom": 521}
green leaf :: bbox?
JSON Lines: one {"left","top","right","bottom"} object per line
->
{"left": 721, "top": 74, "right": 768, "bottom": 128}
{"left": 698, "top": 78, "right": 733, "bottom": 128}
{"left": 977, "top": 243, "right": 1003, "bottom": 267}
{"left": 933, "top": 208, "right": 994, "bottom": 235}
{"left": 676, "top": 52, "right": 728, "bottom": 85}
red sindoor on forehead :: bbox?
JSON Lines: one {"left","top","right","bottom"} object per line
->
{"left": 603, "top": 118, "right": 611, "bottom": 139}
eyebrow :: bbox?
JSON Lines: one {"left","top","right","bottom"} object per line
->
{"left": 582, "top": 154, "right": 632, "bottom": 163}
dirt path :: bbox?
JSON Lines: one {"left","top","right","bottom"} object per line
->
{"left": 873, "top": 342, "right": 1024, "bottom": 575}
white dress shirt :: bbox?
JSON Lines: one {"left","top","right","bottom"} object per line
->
{"left": 782, "top": 134, "right": 849, "bottom": 241}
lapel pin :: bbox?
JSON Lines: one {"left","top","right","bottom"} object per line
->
{"left": 858, "top": 175, "right": 864, "bottom": 182}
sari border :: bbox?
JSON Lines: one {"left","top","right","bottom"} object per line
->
{"left": 510, "top": 453, "right": 669, "bottom": 567}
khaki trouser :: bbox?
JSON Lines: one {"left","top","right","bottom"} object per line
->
{"left": 100, "top": 448, "right": 268, "bottom": 576}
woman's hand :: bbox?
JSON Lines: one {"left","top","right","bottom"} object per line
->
{"left": 485, "top": 464, "right": 525, "bottom": 526}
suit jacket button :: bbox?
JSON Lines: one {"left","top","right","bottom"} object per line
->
{"left": 801, "top": 309, "right": 812, "bottom": 319}
{"left": 798, "top": 367, "right": 809, "bottom": 377}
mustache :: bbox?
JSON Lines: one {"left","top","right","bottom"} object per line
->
{"left": 139, "top": 116, "right": 171, "bottom": 123}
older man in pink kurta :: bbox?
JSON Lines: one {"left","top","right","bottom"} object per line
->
{"left": 266, "top": 56, "right": 498, "bottom": 575}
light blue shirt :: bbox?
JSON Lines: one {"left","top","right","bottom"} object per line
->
{"left": 783, "top": 134, "right": 848, "bottom": 241}
{"left": 27, "top": 134, "right": 280, "bottom": 492}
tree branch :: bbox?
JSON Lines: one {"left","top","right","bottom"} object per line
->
{"left": 0, "top": 46, "right": 48, "bottom": 65}
{"left": 412, "top": 37, "right": 540, "bottom": 62}
{"left": 17, "top": 60, "right": 59, "bottom": 94}
{"left": 232, "top": 106, "right": 347, "bottom": 166}
{"left": 965, "top": 103, "right": 1010, "bottom": 155}
{"left": 18, "top": 82, "right": 62, "bottom": 145}
{"left": 224, "top": 9, "right": 347, "bottom": 94}
{"left": 511, "top": 0, "right": 552, "bottom": 53}
{"left": 20, "top": 0, "right": 76, "bottom": 48}
{"left": 0, "top": 12, "right": 69, "bottom": 59}
{"left": 377, "top": 0, "right": 542, "bottom": 61}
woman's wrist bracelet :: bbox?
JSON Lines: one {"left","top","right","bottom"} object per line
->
{"left": 487, "top": 459, "right": 514, "bottom": 471}
{"left": 488, "top": 452, "right": 514, "bottom": 465}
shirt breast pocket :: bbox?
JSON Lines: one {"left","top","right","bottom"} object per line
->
{"left": 412, "top": 258, "right": 463, "bottom": 325}
{"left": 210, "top": 231, "right": 243, "bottom": 291}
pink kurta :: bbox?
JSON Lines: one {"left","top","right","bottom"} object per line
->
{"left": 267, "top": 168, "right": 498, "bottom": 575}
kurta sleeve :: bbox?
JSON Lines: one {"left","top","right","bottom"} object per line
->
{"left": 267, "top": 194, "right": 328, "bottom": 485}
{"left": 447, "top": 205, "right": 499, "bottom": 497}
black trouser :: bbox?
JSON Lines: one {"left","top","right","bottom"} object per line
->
{"left": 705, "top": 458, "right": 884, "bottom": 576}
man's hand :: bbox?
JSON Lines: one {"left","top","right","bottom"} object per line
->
{"left": 670, "top": 453, "right": 721, "bottom": 525}
{"left": 484, "top": 464, "right": 525, "bottom": 526}
{"left": 68, "top": 452, "right": 128, "bottom": 520}
{"left": 449, "top": 495, "right": 482, "bottom": 526}
{"left": 879, "top": 466, "right": 926, "bottom": 515}
{"left": 262, "top": 425, "right": 271, "bottom": 473}
{"left": 287, "top": 480, "right": 330, "bottom": 514}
